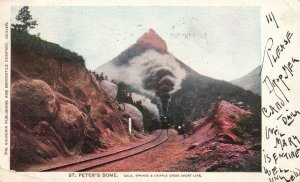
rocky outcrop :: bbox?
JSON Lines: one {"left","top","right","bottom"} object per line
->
{"left": 215, "top": 100, "right": 250, "bottom": 144}
{"left": 52, "top": 103, "right": 85, "bottom": 150}
{"left": 11, "top": 80, "right": 69, "bottom": 168}
{"left": 11, "top": 121, "right": 69, "bottom": 166}
{"left": 10, "top": 79, "right": 106, "bottom": 170}
{"left": 119, "top": 103, "right": 143, "bottom": 132}
{"left": 11, "top": 79, "right": 56, "bottom": 123}
{"left": 183, "top": 100, "right": 260, "bottom": 172}
{"left": 100, "top": 80, "right": 118, "bottom": 100}
{"left": 11, "top": 38, "right": 132, "bottom": 170}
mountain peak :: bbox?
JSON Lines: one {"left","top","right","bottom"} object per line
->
{"left": 136, "top": 29, "right": 168, "bottom": 52}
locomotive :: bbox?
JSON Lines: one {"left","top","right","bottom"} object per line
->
{"left": 160, "top": 116, "right": 169, "bottom": 129}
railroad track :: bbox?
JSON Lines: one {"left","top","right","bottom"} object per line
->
{"left": 41, "top": 129, "right": 169, "bottom": 172}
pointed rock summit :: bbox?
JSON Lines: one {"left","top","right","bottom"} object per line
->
{"left": 136, "top": 29, "right": 168, "bottom": 52}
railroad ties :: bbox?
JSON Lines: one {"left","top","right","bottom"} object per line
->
{"left": 41, "top": 129, "right": 169, "bottom": 172}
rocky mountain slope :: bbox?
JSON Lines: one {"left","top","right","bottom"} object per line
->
{"left": 95, "top": 29, "right": 261, "bottom": 130}
{"left": 10, "top": 29, "right": 141, "bottom": 171}
{"left": 231, "top": 66, "right": 261, "bottom": 95}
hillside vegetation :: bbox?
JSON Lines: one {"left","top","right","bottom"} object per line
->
{"left": 12, "top": 29, "right": 85, "bottom": 66}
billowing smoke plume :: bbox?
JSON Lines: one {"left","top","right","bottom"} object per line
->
{"left": 131, "top": 93, "right": 159, "bottom": 118}
{"left": 142, "top": 65, "right": 175, "bottom": 114}
{"left": 96, "top": 49, "right": 186, "bottom": 115}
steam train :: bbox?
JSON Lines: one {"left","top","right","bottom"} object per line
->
{"left": 160, "top": 116, "right": 169, "bottom": 129}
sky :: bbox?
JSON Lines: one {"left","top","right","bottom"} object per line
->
{"left": 11, "top": 6, "right": 260, "bottom": 81}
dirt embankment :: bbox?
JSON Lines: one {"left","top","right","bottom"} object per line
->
{"left": 11, "top": 51, "right": 138, "bottom": 171}
{"left": 176, "top": 100, "right": 261, "bottom": 172}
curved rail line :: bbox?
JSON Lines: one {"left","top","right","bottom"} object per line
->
{"left": 41, "top": 129, "right": 168, "bottom": 172}
{"left": 78, "top": 129, "right": 169, "bottom": 172}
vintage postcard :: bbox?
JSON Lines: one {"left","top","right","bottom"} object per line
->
{"left": 0, "top": 0, "right": 300, "bottom": 182}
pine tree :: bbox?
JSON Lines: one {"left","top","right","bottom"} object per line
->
{"left": 12, "top": 6, "right": 38, "bottom": 32}
{"left": 99, "top": 72, "right": 104, "bottom": 81}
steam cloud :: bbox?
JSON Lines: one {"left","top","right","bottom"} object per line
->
{"left": 131, "top": 93, "right": 159, "bottom": 118}
{"left": 97, "top": 49, "right": 187, "bottom": 115}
